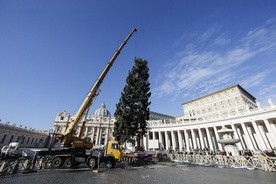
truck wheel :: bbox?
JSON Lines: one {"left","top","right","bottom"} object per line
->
{"left": 63, "top": 157, "right": 72, "bottom": 167}
{"left": 52, "top": 157, "right": 63, "bottom": 167}
{"left": 87, "top": 157, "right": 97, "bottom": 169}
{"left": 105, "top": 160, "right": 114, "bottom": 169}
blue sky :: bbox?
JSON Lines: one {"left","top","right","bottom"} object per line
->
{"left": 1, "top": 0, "right": 276, "bottom": 130}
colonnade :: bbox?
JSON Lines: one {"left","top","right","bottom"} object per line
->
{"left": 145, "top": 118, "right": 276, "bottom": 153}
{"left": 82, "top": 126, "right": 112, "bottom": 146}
{"left": 54, "top": 119, "right": 113, "bottom": 147}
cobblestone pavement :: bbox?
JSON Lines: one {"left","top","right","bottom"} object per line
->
{"left": 1, "top": 163, "right": 275, "bottom": 184}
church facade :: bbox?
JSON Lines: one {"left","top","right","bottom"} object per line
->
{"left": 53, "top": 103, "right": 115, "bottom": 147}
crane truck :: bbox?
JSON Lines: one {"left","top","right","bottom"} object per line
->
{"left": 32, "top": 28, "right": 138, "bottom": 169}
{"left": 90, "top": 139, "right": 154, "bottom": 169}
{"left": 0, "top": 28, "right": 152, "bottom": 173}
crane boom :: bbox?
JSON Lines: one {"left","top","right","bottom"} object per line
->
{"left": 59, "top": 28, "right": 137, "bottom": 148}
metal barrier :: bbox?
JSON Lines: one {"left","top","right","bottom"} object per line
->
{"left": 0, "top": 156, "right": 46, "bottom": 175}
{"left": 1, "top": 153, "right": 275, "bottom": 174}
{"left": 169, "top": 153, "right": 276, "bottom": 172}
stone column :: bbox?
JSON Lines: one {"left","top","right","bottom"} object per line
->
{"left": 96, "top": 127, "right": 100, "bottom": 145}
{"left": 231, "top": 124, "right": 243, "bottom": 150}
{"left": 252, "top": 121, "right": 268, "bottom": 150}
{"left": 246, "top": 125, "right": 258, "bottom": 150}
{"left": 91, "top": 127, "right": 95, "bottom": 144}
{"left": 77, "top": 126, "right": 82, "bottom": 138}
{"left": 191, "top": 129, "right": 197, "bottom": 149}
{"left": 258, "top": 123, "right": 272, "bottom": 150}
{"left": 158, "top": 131, "right": 164, "bottom": 150}
{"left": 152, "top": 131, "right": 156, "bottom": 140}
{"left": 213, "top": 126, "right": 222, "bottom": 150}
{"left": 206, "top": 127, "right": 214, "bottom": 151}
{"left": 241, "top": 123, "right": 255, "bottom": 150}
{"left": 171, "top": 131, "right": 176, "bottom": 151}
{"left": 198, "top": 128, "right": 205, "bottom": 149}
{"left": 236, "top": 125, "right": 246, "bottom": 149}
{"left": 264, "top": 119, "right": 276, "bottom": 148}
{"left": 105, "top": 128, "right": 109, "bottom": 145}
{"left": 62, "top": 126, "right": 67, "bottom": 134}
{"left": 83, "top": 127, "right": 88, "bottom": 138}
{"left": 178, "top": 130, "right": 183, "bottom": 151}
{"left": 165, "top": 131, "right": 169, "bottom": 150}
{"left": 184, "top": 130, "right": 190, "bottom": 151}
{"left": 99, "top": 127, "right": 103, "bottom": 145}
{"left": 143, "top": 130, "right": 149, "bottom": 150}
{"left": 267, "top": 120, "right": 276, "bottom": 135}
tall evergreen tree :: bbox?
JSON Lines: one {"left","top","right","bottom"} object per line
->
{"left": 113, "top": 58, "right": 151, "bottom": 148}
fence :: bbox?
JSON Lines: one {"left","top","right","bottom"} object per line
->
{"left": 1, "top": 153, "right": 275, "bottom": 175}
{"left": 168, "top": 153, "right": 276, "bottom": 172}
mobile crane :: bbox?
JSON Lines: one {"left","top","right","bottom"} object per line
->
{"left": 0, "top": 28, "right": 152, "bottom": 173}
{"left": 57, "top": 28, "right": 137, "bottom": 149}
{"left": 35, "top": 28, "right": 137, "bottom": 168}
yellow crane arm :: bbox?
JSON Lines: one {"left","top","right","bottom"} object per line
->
{"left": 60, "top": 28, "right": 137, "bottom": 147}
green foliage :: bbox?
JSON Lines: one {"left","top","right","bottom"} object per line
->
{"left": 113, "top": 58, "right": 151, "bottom": 146}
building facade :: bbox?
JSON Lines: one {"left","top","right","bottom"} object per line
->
{"left": 0, "top": 122, "right": 50, "bottom": 148}
{"left": 52, "top": 85, "right": 276, "bottom": 153}
{"left": 53, "top": 105, "right": 175, "bottom": 148}
{"left": 145, "top": 85, "right": 276, "bottom": 153}
{"left": 53, "top": 103, "right": 115, "bottom": 147}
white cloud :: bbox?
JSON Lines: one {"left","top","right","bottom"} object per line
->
{"left": 153, "top": 18, "right": 276, "bottom": 102}
{"left": 200, "top": 26, "right": 217, "bottom": 41}
{"left": 255, "top": 82, "right": 276, "bottom": 106}
{"left": 214, "top": 35, "right": 230, "bottom": 46}
{"left": 240, "top": 71, "right": 269, "bottom": 88}
{"left": 257, "top": 83, "right": 276, "bottom": 96}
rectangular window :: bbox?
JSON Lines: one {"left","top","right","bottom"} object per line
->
{"left": 111, "top": 143, "right": 119, "bottom": 150}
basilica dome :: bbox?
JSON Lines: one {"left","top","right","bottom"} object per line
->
{"left": 94, "top": 103, "right": 111, "bottom": 117}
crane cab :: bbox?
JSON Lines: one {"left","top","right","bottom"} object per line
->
{"left": 105, "top": 140, "right": 122, "bottom": 162}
